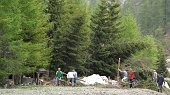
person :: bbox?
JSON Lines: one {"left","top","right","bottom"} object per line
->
{"left": 67, "top": 71, "right": 74, "bottom": 85}
{"left": 72, "top": 69, "right": 77, "bottom": 86}
{"left": 157, "top": 73, "right": 164, "bottom": 93}
{"left": 118, "top": 68, "right": 128, "bottom": 83}
{"left": 152, "top": 70, "right": 158, "bottom": 83}
{"left": 56, "top": 68, "right": 63, "bottom": 86}
{"left": 129, "top": 68, "right": 134, "bottom": 88}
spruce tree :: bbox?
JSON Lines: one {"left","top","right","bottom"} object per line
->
{"left": 157, "top": 46, "right": 168, "bottom": 77}
{"left": 47, "top": 0, "right": 64, "bottom": 30}
{"left": 52, "top": 0, "right": 90, "bottom": 75}
{"left": 89, "top": 0, "right": 122, "bottom": 77}
{"left": 46, "top": 0, "right": 66, "bottom": 75}
{"left": 47, "top": 0, "right": 65, "bottom": 42}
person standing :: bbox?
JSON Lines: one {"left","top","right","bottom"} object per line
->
{"left": 67, "top": 71, "right": 74, "bottom": 85}
{"left": 72, "top": 69, "right": 77, "bottom": 86}
{"left": 157, "top": 73, "right": 164, "bottom": 93}
{"left": 56, "top": 68, "right": 63, "bottom": 86}
{"left": 118, "top": 68, "right": 128, "bottom": 83}
{"left": 129, "top": 68, "right": 134, "bottom": 88}
{"left": 152, "top": 70, "right": 158, "bottom": 83}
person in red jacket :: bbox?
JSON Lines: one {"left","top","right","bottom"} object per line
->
{"left": 129, "top": 68, "right": 134, "bottom": 88}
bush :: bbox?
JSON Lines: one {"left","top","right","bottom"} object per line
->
{"left": 0, "top": 78, "right": 6, "bottom": 87}
{"left": 134, "top": 70, "right": 152, "bottom": 80}
{"left": 136, "top": 78, "right": 157, "bottom": 91}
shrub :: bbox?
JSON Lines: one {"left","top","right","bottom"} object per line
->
{"left": 134, "top": 70, "right": 152, "bottom": 80}
{"left": 136, "top": 78, "right": 157, "bottom": 91}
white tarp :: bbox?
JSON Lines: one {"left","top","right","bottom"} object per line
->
{"left": 80, "top": 74, "right": 109, "bottom": 85}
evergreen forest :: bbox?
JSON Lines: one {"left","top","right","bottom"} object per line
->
{"left": 0, "top": 0, "right": 169, "bottom": 86}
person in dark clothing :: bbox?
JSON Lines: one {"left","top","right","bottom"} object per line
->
{"left": 157, "top": 73, "right": 164, "bottom": 93}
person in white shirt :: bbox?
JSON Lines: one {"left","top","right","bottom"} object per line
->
{"left": 67, "top": 71, "right": 74, "bottom": 85}
{"left": 152, "top": 70, "right": 157, "bottom": 83}
{"left": 118, "top": 68, "right": 128, "bottom": 83}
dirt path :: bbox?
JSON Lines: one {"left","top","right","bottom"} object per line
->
{"left": 0, "top": 86, "right": 167, "bottom": 95}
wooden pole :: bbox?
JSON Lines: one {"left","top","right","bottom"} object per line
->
{"left": 12, "top": 74, "right": 15, "bottom": 85}
{"left": 37, "top": 72, "right": 39, "bottom": 85}
{"left": 117, "top": 58, "right": 120, "bottom": 81}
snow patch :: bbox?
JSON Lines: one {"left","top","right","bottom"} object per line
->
{"left": 167, "top": 68, "right": 170, "bottom": 73}
{"left": 164, "top": 81, "right": 170, "bottom": 89}
{"left": 80, "top": 74, "right": 112, "bottom": 85}
{"left": 166, "top": 59, "right": 170, "bottom": 63}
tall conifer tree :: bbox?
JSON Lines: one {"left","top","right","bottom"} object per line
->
{"left": 89, "top": 0, "right": 122, "bottom": 77}
{"left": 52, "top": 0, "right": 90, "bottom": 75}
